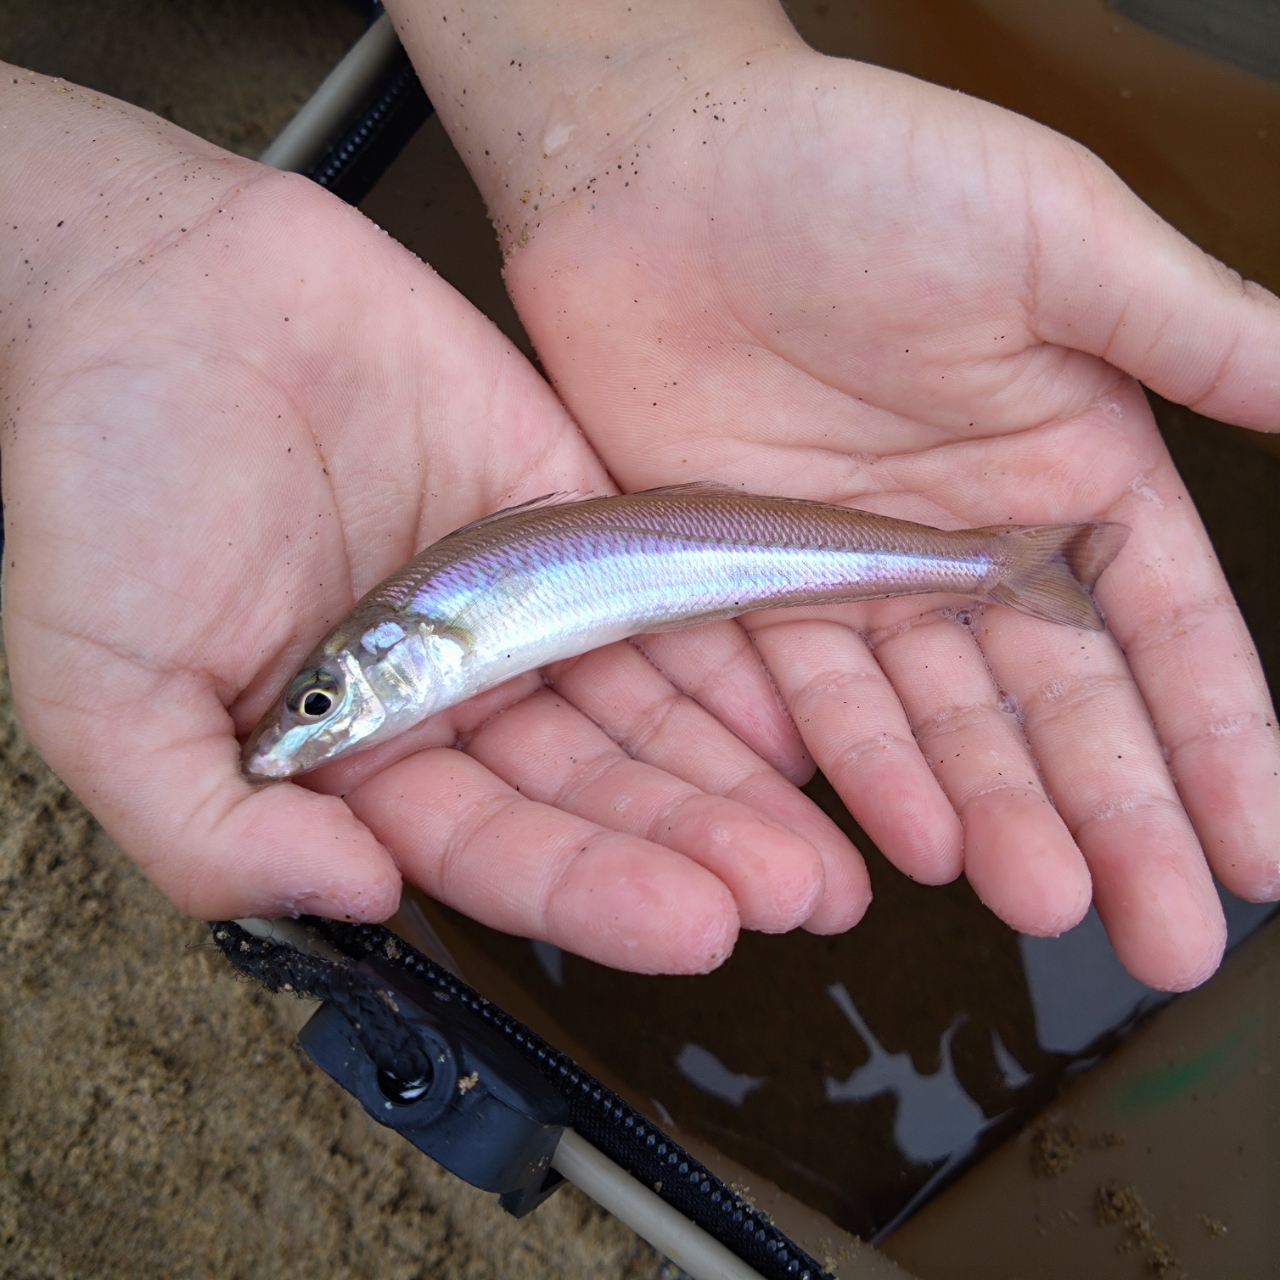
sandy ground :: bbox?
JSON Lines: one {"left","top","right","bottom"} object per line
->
{"left": 0, "top": 0, "right": 365, "bottom": 158}
{"left": 0, "top": 643, "right": 658, "bottom": 1278}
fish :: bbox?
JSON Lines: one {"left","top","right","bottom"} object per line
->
{"left": 242, "top": 485, "right": 1129, "bottom": 778}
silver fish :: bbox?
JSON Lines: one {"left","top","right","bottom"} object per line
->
{"left": 243, "top": 485, "right": 1128, "bottom": 778}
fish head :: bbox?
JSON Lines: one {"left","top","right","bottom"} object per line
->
{"left": 242, "top": 616, "right": 468, "bottom": 779}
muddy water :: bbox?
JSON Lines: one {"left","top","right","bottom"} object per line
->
{"left": 365, "top": 0, "right": 1279, "bottom": 1241}
{"left": 433, "top": 811, "right": 1058, "bottom": 1240}
{"left": 432, "top": 784, "right": 1274, "bottom": 1238}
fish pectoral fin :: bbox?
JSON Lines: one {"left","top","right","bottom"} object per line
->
{"left": 417, "top": 617, "right": 474, "bottom": 654}
{"left": 984, "top": 522, "right": 1130, "bottom": 630}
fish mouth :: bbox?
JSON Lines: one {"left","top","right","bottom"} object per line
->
{"left": 241, "top": 711, "right": 297, "bottom": 780}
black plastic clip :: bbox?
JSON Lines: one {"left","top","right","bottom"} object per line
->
{"left": 297, "top": 949, "right": 568, "bottom": 1216}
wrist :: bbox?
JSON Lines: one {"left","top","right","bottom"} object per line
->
{"left": 383, "top": 0, "right": 801, "bottom": 249}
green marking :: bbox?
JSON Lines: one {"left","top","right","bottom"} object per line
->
{"left": 1115, "top": 1016, "right": 1262, "bottom": 1117}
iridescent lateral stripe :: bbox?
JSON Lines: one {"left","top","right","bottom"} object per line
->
{"left": 400, "top": 492, "right": 1003, "bottom": 647}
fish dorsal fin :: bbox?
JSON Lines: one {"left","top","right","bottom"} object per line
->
{"left": 630, "top": 480, "right": 743, "bottom": 498}
{"left": 446, "top": 482, "right": 742, "bottom": 539}
{"left": 444, "top": 491, "right": 595, "bottom": 538}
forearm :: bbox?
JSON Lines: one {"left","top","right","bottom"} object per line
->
{"left": 381, "top": 0, "right": 799, "bottom": 248}
{"left": 0, "top": 65, "right": 259, "bottom": 348}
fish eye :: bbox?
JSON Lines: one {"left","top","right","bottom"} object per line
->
{"left": 286, "top": 669, "right": 342, "bottom": 721}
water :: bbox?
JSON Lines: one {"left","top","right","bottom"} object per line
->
{"left": 437, "top": 772, "right": 1275, "bottom": 1237}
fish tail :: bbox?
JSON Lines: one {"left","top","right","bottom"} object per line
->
{"left": 984, "top": 522, "right": 1130, "bottom": 630}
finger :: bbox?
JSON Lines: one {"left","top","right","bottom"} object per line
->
{"left": 343, "top": 747, "right": 739, "bottom": 974}
{"left": 871, "top": 610, "right": 1094, "bottom": 937}
{"left": 10, "top": 645, "right": 401, "bottom": 922}
{"left": 1099, "top": 435, "right": 1278, "bottom": 844}
{"left": 978, "top": 611, "right": 1226, "bottom": 992}
{"left": 546, "top": 639, "right": 871, "bottom": 933}
{"left": 1028, "top": 138, "right": 1280, "bottom": 430}
{"left": 631, "top": 621, "right": 813, "bottom": 783}
{"left": 463, "top": 688, "right": 823, "bottom": 932}
{"left": 748, "top": 615, "right": 964, "bottom": 887}
{"left": 1094, "top": 462, "right": 1280, "bottom": 908}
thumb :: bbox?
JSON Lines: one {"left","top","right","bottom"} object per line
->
{"left": 1029, "top": 137, "right": 1280, "bottom": 431}
{"left": 10, "top": 647, "right": 402, "bottom": 922}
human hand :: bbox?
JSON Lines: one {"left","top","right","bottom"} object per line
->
{"left": 395, "top": 2, "right": 1280, "bottom": 990}
{"left": 0, "top": 68, "right": 867, "bottom": 972}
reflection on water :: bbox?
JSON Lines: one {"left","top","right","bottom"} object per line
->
{"left": 824, "top": 985, "right": 999, "bottom": 1242}
{"left": 677, "top": 1043, "right": 768, "bottom": 1108}
{"left": 1019, "top": 906, "right": 1165, "bottom": 1055}
{"left": 440, "top": 778, "right": 1276, "bottom": 1237}
{"left": 824, "top": 985, "right": 991, "bottom": 1166}
{"left": 990, "top": 1029, "right": 1032, "bottom": 1089}
{"left": 1022, "top": 883, "right": 1276, "bottom": 1055}
{"left": 440, "top": 794, "right": 1050, "bottom": 1236}
{"left": 531, "top": 938, "right": 564, "bottom": 987}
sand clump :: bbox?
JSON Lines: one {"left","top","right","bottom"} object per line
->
{"left": 1095, "top": 1180, "right": 1175, "bottom": 1276}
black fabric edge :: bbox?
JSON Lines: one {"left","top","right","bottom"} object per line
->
{"left": 305, "top": 51, "right": 434, "bottom": 206}
{"left": 211, "top": 918, "right": 832, "bottom": 1280}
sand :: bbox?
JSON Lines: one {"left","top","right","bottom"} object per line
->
{"left": 0, "top": 643, "right": 657, "bottom": 1278}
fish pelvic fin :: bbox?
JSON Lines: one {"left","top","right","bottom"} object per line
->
{"left": 983, "top": 521, "right": 1130, "bottom": 630}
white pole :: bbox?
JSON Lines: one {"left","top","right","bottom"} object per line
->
{"left": 552, "top": 1128, "right": 768, "bottom": 1280}
{"left": 259, "top": 12, "right": 403, "bottom": 172}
